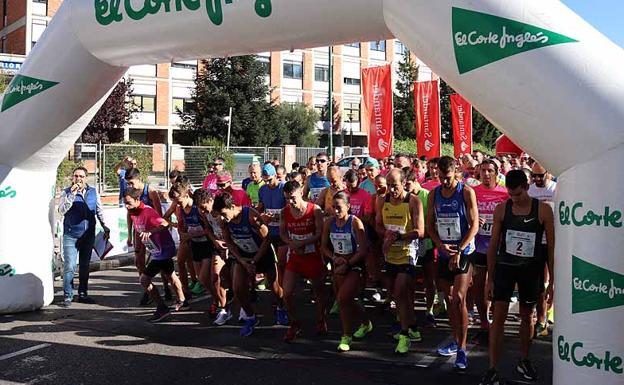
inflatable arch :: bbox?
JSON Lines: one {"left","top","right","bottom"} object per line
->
{"left": 1, "top": 1, "right": 623, "bottom": 384}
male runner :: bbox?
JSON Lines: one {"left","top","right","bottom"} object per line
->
{"left": 302, "top": 152, "right": 330, "bottom": 202}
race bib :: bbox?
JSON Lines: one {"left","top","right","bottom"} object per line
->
{"left": 478, "top": 214, "right": 494, "bottom": 236}
{"left": 265, "top": 208, "right": 281, "bottom": 227}
{"left": 233, "top": 236, "right": 259, "bottom": 254}
{"left": 310, "top": 188, "right": 324, "bottom": 201}
{"left": 385, "top": 224, "right": 406, "bottom": 247}
{"left": 505, "top": 230, "right": 536, "bottom": 258}
{"left": 143, "top": 239, "right": 160, "bottom": 255}
{"left": 437, "top": 216, "right": 461, "bottom": 242}
{"left": 330, "top": 232, "right": 353, "bottom": 255}
{"left": 291, "top": 233, "right": 316, "bottom": 254}
{"left": 188, "top": 225, "right": 208, "bottom": 242}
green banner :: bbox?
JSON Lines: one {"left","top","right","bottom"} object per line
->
{"left": 452, "top": 7, "right": 578, "bottom": 74}
{"left": 1, "top": 75, "right": 59, "bottom": 112}
{"left": 572, "top": 255, "right": 624, "bottom": 314}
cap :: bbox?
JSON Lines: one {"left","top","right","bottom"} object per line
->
{"left": 216, "top": 172, "right": 232, "bottom": 184}
{"left": 262, "top": 164, "right": 276, "bottom": 177}
{"left": 364, "top": 158, "right": 380, "bottom": 168}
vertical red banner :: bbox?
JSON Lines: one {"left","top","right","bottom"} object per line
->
{"left": 362, "top": 65, "right": 393, "bottom": 159}
{"left": 414, "top": 80, "right": 441, "bottom": 159}
{"left": 450, "top": 94, "right": 473, "bottom": 158}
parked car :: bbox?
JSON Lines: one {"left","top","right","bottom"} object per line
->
{"left": 336, "top": 156, "right": 376, "bottom": 175}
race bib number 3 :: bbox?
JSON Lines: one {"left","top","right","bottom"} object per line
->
{"left": 437, "top": 217, "right": 461, "bottom": 242}
{"left": 505, "top": 230, "right": 536, "bottom": 258}
{"left": 330, "top": 233, "right": 353, "bottom": 255}
{"left": 478, "top": 214, "right": 494, "bottom": 236}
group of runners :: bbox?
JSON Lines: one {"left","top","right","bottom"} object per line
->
{"left": 116, "top": 150, "right": 556, "bottom": 385}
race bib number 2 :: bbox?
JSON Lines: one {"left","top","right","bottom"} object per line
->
{"left": 505, "top": 230, "right": 536, "bottom": 258}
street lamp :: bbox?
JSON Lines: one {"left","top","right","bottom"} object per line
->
{"left": 347, "top": 112, "right": 354, "bottom": 148}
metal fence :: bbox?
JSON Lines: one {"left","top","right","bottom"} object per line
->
{"left": 295, "top": 147, "right": 326, "bottom": 166}
{"left": 101, "top": 144, "right": 168, "bottom": 193}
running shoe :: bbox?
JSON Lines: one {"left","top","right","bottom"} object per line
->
{"left": 191, "top": 282, "right": 205, "bottom": 295}
{"left": 283, "top": 322, "right": 302, "bottom": 342}
{"left": 353, "top": 321, "right": 373, "bottom": 339}
{"left": 61, "top": 298, "right": 72, "bottom": 308}
{"left": 163, "top": 284, "right": 172, "bottom": 301}
{"left": 149, "top": 305, "right": 171, "bottom": 323}
{"left": 315, "top": 318, "right": 328, "bottom": 335}
{"left": 329, "top": 300, "right": 340, "bottom": 315}
{"left": 240, "top": 316, "right": 259, "bottom": 337}
{"left": 276, "top": 307, "right": 289, "bottom": 326}
{"left": 174, "top": 299, "right": 190, "bottom": 311}
{"left": 423, "top": 313, "right": 437, "bottom": 328}
{"left": 437, "top": 340, "right": 459, "bottom": 356}
{"left": 547, "top": 307, "right": 555, "bottom": 324}
{"left": 393, "top": 328, "right": 422, "bottom": 342}
{"left": 213, "top": 308, "right": 232, "bottom": 326}
{"left": 239, "top": 307, "right": 248, "bottom": 323}
{"left": 209, "top": 302, "right": 218, "bottom": 318}
{"left": 139, "top": 291, "right": 152, "bottom": 306}
{"left": 468, "top": 309, "right": 475, "bottom": 325}
{"left": 395, "top": 334, "right": 410, "bottom": 355}
{"left": 479, "top": 368, "right": 501, "bottom": 385}
{"left": 516, "top": 358, "right": 539, "bottom": 381}
{"left": 337, "top": 335, "right": 352, "bottom": 352}
{"left": 77, "top": 294, "right": 96, "bottom": 304}
{"left": 455, "top": 348, "right": 467, "bottom": 371}
{"left": 535, "top": 322, "right": 548, "bottom": 337}
{"left": 188, "top": 280, "right": 197, "bottom": 290}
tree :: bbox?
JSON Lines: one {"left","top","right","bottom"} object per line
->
{"left": 274, "top": 103, "right": 320, "bottom": 147}
{"left": 320, "top": 97, "right": 342, "bottom": 134}
{"left": 0, "top": 73, "right": 8, "bottom": 94}
{"left": 80, "top": 78, "right": 136, "bottom": 143}
{"left": 393, "top": 50, "right": 419, "bottom": 140}
{"left": 180, "top": 56, "right": 277, "bottom": 147}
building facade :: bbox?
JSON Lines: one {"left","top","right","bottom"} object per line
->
{"left": 1, "top": 1, "right": 435, "bottom": 146}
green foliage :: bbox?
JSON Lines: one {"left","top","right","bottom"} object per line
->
{"left": 320, "top": 97, "right": 342, "bottom": 134}
{"left": 393, "top": 51, "right": 419, "bottom": 140}
{"left": 0, "top": 73, "right": 8, "bottom": 94}
{"left": 274, "top": 103, "right": 320, "bottom": 147}
{"left": 180, "top": 56, "right": 277, "bottom": 147}
{"left": 104, "top": 141, "right": 153, "bottom": 190}
{"left": 56, "top": 158, "right": 84, "bottom": 190}
{"left": 393, "top": 139, "right": 494, "bottom": 158}
{"left": 194, "top": 138, "right": 235, "bottom": 174}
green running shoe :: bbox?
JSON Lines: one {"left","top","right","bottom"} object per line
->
{"left": 353, "top": 321, "right": 373, "bottom": 339}
{"left": 337, "top": 335, "right": 352, "bottom": 352}
{"left": 395, "top": 334, "right": 411, "bottom": 355}
{"left": 329, "top": 300, "right": 340, "bottom": 315}
{"left": 393, "top": 328, "right": 422, "bottom": 342}
{"left": 535, "top": 322, "right": 548, "bottom": 337}
{"left": 191, "top": 282, "right": 205, "bottom": 295}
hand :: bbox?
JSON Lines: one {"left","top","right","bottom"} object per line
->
{"left": 334, "top": 263, "right": 348, "bottom": 276}
{"left": 140, "top": 231, "right": 151, "bottom": 242}
{"left": 127, "top": 237, "right": 134, "bottom": 247}
{"left": 478, "top": 217, "right": 486, "bottom": 227}
{"left": 439, "top": 244, "right": 458, "bottom": 257}
{"left": 546, "top": 282, "right": 554, "bottom": 304}
{"left": 486, "top": 279, "right": 494, "bottom": 301}
{"left": 215, "top": 240, "right": 227, "bottom": 250}
{"left": 70, "top": 183, "right": 80, "bottom": 194}
{"left": 103, "top": 226, "right": 111, "bottom": 240}
{"left": 334, "top": 256, "right": 347, "bottom": 266}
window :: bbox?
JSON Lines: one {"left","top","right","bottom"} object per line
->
{"left": 314, "top": 65, "right": 329, "bottom": 82}
{"left": 343, "top": 103, "right": 361, "bottom": 123}
{"left": 344, "top": 78, "right": 361, "bottom": 86}
{"left": 257, "top": 57, "right": 270, "bottom": 76}
{"left": 171, "top": 62, "right": 197, "bottom": 70}
{"left": 395, "top": 40, "right": 408, "bottom": 55}
{"left": 283, "top": 60, "right": 303, "bottom": 79}
{"left": 133, "top": 95, "right": 156, "bottom": 113}
{"left": 314, "top": 105, "right": 324, "bottom": 116}
{"left": 31, "top": 20, "right": 47, "bottom": 47}
{"left": 345, "top": 42, "right": 360, "bottom": 48}
{"left": 370, "top": 40, "right": 386, "bottom": 52}
{"left": 172, "top": 98, "right": 193, "bottom": 114}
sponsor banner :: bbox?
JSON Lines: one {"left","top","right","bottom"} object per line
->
{"left": 572, "top": 255, "right": 624, "bottom": 314}
{"left": 452, "top": 7, "right": 578, "bottom": 74}
{"left": 450, "top": 93, "right": 472, "bottom": 158}
{"left": 362, "top": 64, "right": 393, "bottom": 159}
{"left": 414, "top": 80, "right": 441, "bottom": 159}
{"left": 1, "top": 75, "right": 59, "bottom": 112}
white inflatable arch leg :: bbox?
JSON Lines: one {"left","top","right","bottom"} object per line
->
{"left": 1, "top": 1, "right": 622, "bottom": 384}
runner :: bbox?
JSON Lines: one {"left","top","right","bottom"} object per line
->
{"left": 321, "top": 192, "right": 372, "bottom": 352}
{"left": 427, "top": 156, "right": 479, "bottom": 370}
{"left": 216, "top": 171, "right": 252, "bottom": 207}
{"left": 359, "top": 159, "right": 380, "bottom": 195}
{"left": 404, "top": 170, "right": 437, "bottom": 328}
{"left": 194, "top": 188, "right": 231, "bottom": 325}
{"left": 243, "top": 163, "right": 264, "bottom": 206}
{"left": 276, "top": 165, "right": 287, "bottom": 183}
{"left": 368, "top": 174, "right": 388, "bottom": 301}
{"left": 479, "top": 170, "right": 554, "bottom": 384}
{"left": 280, "top": 181, "right": 328, "bottom": 342}
{"left": 214, "top": 192, "right": 285, "bottom": 336}
{"left": 376, "top": 168, "right": 424, "bottom": 355}
{"left": 123, "top": 187, "right": 187, "bottom": 322}
{"left": 202, "top": 157, "right": 225, "bottom": 194}
{"left": 472, "top": 160, "right": 509, "bottom": 333}
{"left": 257, "top": 164, "right": 290, "bottom": 325}
{"left": 302, "top": 152, "right": 330, "bottom": 202}
{"left": 344, "top": 170, "right": 373, "bottom": 222}
{"left": 316, "top": 166, "right": 346, "bottom": 216}
{"left": 422, "top": 157, "right": 441, "bottom": 191}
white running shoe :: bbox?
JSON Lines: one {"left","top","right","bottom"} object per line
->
{"left": 239, "top": 307, "right": 248, "bottom": 322}
{"left": 214, "top": 308, "right": 232, "bottom": 326}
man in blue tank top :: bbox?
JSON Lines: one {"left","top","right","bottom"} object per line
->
{"left": 480, "top": 170, "right": 555, "bottom": 385}
{"left": 58, "top": 167, "right": 109, "bottom": 307}
{"left": 427, "top": 156, "right": 479, "bottom": 371}
{"left": 302, "top": 152, "right": 330, "bottom": 202}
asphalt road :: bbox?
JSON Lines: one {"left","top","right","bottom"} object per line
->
{"left": 0, "top": 266, "right": 553, "bottom": 385}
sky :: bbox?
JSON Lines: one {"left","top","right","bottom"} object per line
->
{"left": 562, "top": 0, "right": 623, "bottom": 47}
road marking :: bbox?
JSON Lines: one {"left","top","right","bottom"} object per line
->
{"left": 0, "top": 344, "right": 51, "bottom": 361}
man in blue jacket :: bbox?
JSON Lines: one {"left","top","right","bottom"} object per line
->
{"left": 58, "top": 167, "right": 110, "bottom": 307}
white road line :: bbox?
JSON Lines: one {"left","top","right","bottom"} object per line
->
{"left": 0, "top": 343, "right": 51, "bottom": 361}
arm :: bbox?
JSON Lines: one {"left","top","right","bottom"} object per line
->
{"left": 426, "top": 192, "right": 441, "bottom": 248}
{"left": 460, "top": 186, "right": 480, "bottom": 252}
{"left": 126, "top": 211, "right": 134, "bottom": 246}
{"left": 320, "top": 218, "right": 334, "bottom": 261}
{"left": 375, "top": 195, "right": 386, "bottom": 236}
{"left": 58, "top": 189, "right": 75, "bottom": 215}
{"left": 94, "top": 190, "right": 110, "bottom": 236}
{"left": 149, "top": 188, "right": 163, "bottom": 217}
{"left": 162, "top": 203, "right": 177, "bottom": 224}
{"left": 315, "top": 188, "right": 327, "bottom": 210}
{"left": 249, "top": 209, "right": 271, "bottom": 264}
{"left": 221, "top": 224, "right": 243, "bottom": 261}
{"left": 349, "top": 216, "right": 368, "bottom": 265}
{"left": 540, "top": 202, "right": 555, "bottom": 299}
{"left": 302, "top": 178, "right": 311, "bottom": 202}
{"left": 486, "top": 203, "right": 505, "bottom": 297}
{"left": 404, "top": 195, "right": 424, "bottom": 242}
{"left": 279, "top": 207, "right": 291, "bottom": 245}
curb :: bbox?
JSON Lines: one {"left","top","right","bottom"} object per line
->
{"left": 88, "top": 253, "right": 135, "bottom": 273}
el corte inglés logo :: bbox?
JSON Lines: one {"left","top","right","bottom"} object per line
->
{"left": 572, "top": 255, "right": 624, "bottom": 314}
{"left": 1, "top": 75, "right": 59, "bottom": 112}
{"left": 452, "top": 7, "right": 578, "bottom": 74}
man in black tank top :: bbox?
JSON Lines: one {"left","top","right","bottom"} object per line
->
{"left": 480, "top": 171, "right": 555, "bottom": 385}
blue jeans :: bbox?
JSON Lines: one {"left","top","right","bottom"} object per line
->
{"left": 63, "top": 232, "right": 95, "bottom": 300}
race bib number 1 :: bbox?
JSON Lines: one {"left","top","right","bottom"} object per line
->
{"left": 505, "top": 230, "right": 536, "bottom": 258}
{"left": 437, "top": 217, "right": 461, "bottom": 242}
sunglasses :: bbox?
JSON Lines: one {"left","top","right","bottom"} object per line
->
{"left": 213, "top": 163, "right": 224, "bottom": 166}
{"left": 316, "top": 159, "right": 328, "bottom": 164}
